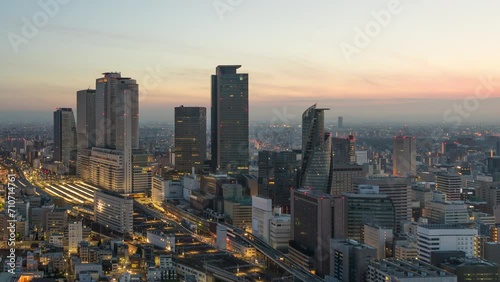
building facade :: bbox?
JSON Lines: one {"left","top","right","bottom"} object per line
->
{"left": 300, "top": 104, "right": 333, "bottom": 194}
{"left": 257, "top": 150, "right": 300, "bottom": 212}
{"left": 53, "top": 108, "right": 77, "bottom": 164}
{"left": 330, "top": 239, "right": 377, "bottom": 282}
{"left": 436, "top": 174, "right": 463, "bottom": 202}
{"left": 354, "top": 177, "right": 411, "bottom": 233}
{"left": 417, "top": 224, "right": 478, "bottom": 263}
{"left": 393, "top": 135, "right": 416, "bottom": 176}
{"left": 210, "top": 65, "right": 249, "bottom": 174}
{"left": 290, "top": 189, "right": 334, "bottom": 277}
{"left": 174, "top": 106, "right": 206, "bottom": 173}
{"left": 94, "top": 190, "right": 133, "bottom": 236}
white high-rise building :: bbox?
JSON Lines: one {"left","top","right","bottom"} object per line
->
{"left": 251, "top": 196, "right": 272, "bottom": 244}
{"left": 269, "top": 209, "right": 291, "bottom": 252}
{"left": 417, "top": 224, "right": 478, "bottom": 263}
{"left": 94, "top": 190, "right": 133, "bottom": 235}
{"left": 68, "top": 221, "right": 83, "bottom": 254}
{"left": 77, "top": 72, "right": 143, "bottom": 195}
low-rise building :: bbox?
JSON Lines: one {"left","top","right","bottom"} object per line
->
{"left": 368, "top": 258, "right": 456, "bottom": 282}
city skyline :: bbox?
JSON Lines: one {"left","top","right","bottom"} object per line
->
{"left": 1, "top": 1, "right": 500, "bottom": 123}
{"left": 3, "top": 2, "right": 500, "bottom": 281}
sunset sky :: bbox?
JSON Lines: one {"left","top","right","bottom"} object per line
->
{"left": 1, "top": 1, "right": 499, "bottom": 123}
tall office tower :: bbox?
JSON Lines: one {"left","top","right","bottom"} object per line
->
{"left": 331, "top": 164, "right": 365, "bottom": 196}
{"left": 95, "top": 72, "right": 139, "bottom": 150}
{"left": 68, "top": 221, "right": 83, "bottom": 254}
{"left": 289, "top": 189, "right": 334, "bottom": 277}
{"left": 330, "top": 239, "right": 377, "bottom": 282}
{"left": 53, "top": 108, "right": 77, "bottom": 163}
{"left": 333, "top": 135, "right": 356, "bottom": 165}
{"left": 210, "top": 65, "right": 249, "bottom": 174}
{"left": 436, "top": 173, "right": 462, "bottom": 201}
{"left": 354, "top": 177, "right": 411, "bottom": 233}
{"left": 392, "top": 135, "right": 416, "bottom": 176}
{"left": 300, "top": 104, "right": 334, "bottom": 194}
{"left": 333, "top": 186, "right": 396, "bottom": 241}
{"left": 174, "top": 106, "right": 207, "bottom": 173}
{"left": 76, "top": 89, "right": 96, "bottom": 180}
{"left": 94, "top": 190, "right": 133, "bottom": 236}
{"left": 258, "top": 150, "right": 300, "bottom": 212}
{"left": 338, "top": 116, "right": 343, "bottom": 129}
{"left": 77, "top": 72, "right": 145, "bottom": 194}
{"left": 76, "top": 89, "right": 96, "bottom": 151}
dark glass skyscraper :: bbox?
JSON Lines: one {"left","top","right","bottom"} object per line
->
{"left": 333, "top": 135, "right": 356, "bottom": 165}
{"left": 258, "top": 150, "right": 300, "bottom": 212}
{"left": 290, "top": 189, "right": 334, "bottom": 277}
{"left": 300, "top": 104, "right": 333, "bottom": 193}
{"left": 210, "top": 65, "right": 249, "bottom": 174}
{"left": 76, "top": 89, "right": 96, "bottom": 151}
{"left": 53, "top": 108, "right": 76, "bottom": 163}
{"left": 175, "top": 106, "right": 207, "bottom": 173}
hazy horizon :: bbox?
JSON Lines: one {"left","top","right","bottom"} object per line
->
{"left": 1, "top": 1, "right": 500, "bottom": 124}
{"left": 2, "top": 97, "right": 500, "bottom": 125}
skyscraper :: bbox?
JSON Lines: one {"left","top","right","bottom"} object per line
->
{"left": 338, "top": 116, "right": 343, "bottom": 129}
{"left": 210, "top": 65, "right": 249, "bottom": 174}
{"left": 300, "top": 104, "right": 333, "bottom": 194}
{"left": 290, "top": 189, "right": 334, "bottom": 277}
{"left": 53, "top": 108, "right": 77, "bottom": 163}
{"left": 76, "top": 89, "right": 96, "bottom": 151}
{"left": 258, "top": 150, "right": 300, "bottom": 212}
{"left": 392, "top": 135, "right": 416, "bottom": 176}
{"left": 77, "top": 72, "right": 145, "bottom": 194}
{"left": 76, "top": 89, "right": 96, "bottom": 179}
{"left": 174, "top": 106, "right": 207, "bottom": 173}
{"left": 333, "top": 135, "right": 356, "bottom": 165}
{"left": 95, "top": 72, "right": 139, "bottom": 150}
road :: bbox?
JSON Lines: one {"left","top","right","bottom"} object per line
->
{"left": 158, "top": 201, "right": 324, "bottom": 282}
